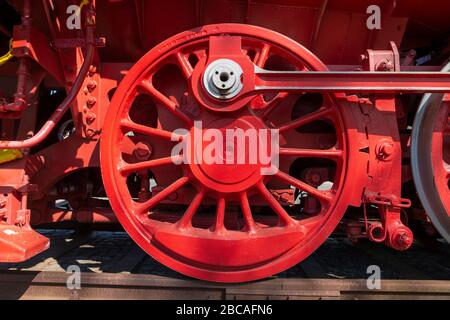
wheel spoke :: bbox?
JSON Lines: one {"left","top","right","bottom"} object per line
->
{"left": 262, "top": 92, "right": 289, "bottom": 119}
{"left": 175, "top": 52, "right": 193, "bottom": 79}
{"left": 177, "top": 189, "right": 205, "bottom": 229}
{"left": 273, "top": 170, "right": 332, "bottom": 203}
{"left": 121, "top": 119, "right": 183, "bottom": 141}
{"left": 213, "top": 195, "right": 226, "bottom": 233}
{"left": 139, "top": 80, "right": 193, "bottom": 126}
{"left": 134, "top": 176, "right": 190, "bottom": 215}
{"left": 444, "top": 164, "right": 450, "bottom": 179}
{"left": 119, "top": 155, "right": 183, "bottom": 175}
{"left": 279, "top": 147, "right": 343, "bottom": 159}
{"left": 256, "top": 182, "right": 296, "bottom": 226}
{"left": 277, "top": 107, "right": 331, "bottom": 133}
{"left": 255, "top": 43, "right": 271, "bottom": 67}
{"left": 239, "top": 191, "right": 257, "bottom": 232}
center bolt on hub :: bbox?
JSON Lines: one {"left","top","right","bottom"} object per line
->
{"left": 203, "top": 58, "right": 244, "bottom": 100}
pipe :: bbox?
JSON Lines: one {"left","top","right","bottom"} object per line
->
{"left": 0, "top": 45, "right": 94, "bottom": 149}
{"left": 0, "top": 39, "right": 13, "bottom": 66}
{"left": 0, "top": 12, "right": 96, "bottom": 149}
{"left": 310, "top": 0, "right": 328, "bottom": 51}
{"left": 0, "top": 58, "right": 30, "bottom": 113}
{"left": 42, "top": 0, "right": 58, "bottom": 39}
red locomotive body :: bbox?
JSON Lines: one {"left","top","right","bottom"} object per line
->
{"left": 0, "top": 0, "right": 449, "bottom": 282}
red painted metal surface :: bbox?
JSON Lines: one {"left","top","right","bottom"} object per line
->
{"left": 101, "top": 24, "right": 353, "bottom": 282}
{"left": 0, "top": 223, "right": 49, "bottom": 262}
{"left": 431, "top": 95, "right": 450, "bottom": 217}
{"left": 0, "top": 0, "right": 448, "bottom": 281}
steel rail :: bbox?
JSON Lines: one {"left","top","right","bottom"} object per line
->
{"left": 1, "top": 271, "right": 449, "bottom": 300}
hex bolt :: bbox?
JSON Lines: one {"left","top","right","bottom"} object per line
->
{"left": 377, "top": 59, "right": 395, "bottom": 71}
{"left": 86, "top": 112, "right": 96, "bottom": 124}
{"left": 134, "top": 142, "right": 153, "bottom": 161}
{"left": 381, "top": 143, "right": 394, "bottom": 156}
{"left": 85, "top": 129, "right": 96, "bottom": 139}
{"left": 376, "top": 142, "right": 394, "bottom": 160}
{"left": 88, "top": 65, "right": 97, "bottom": 76}
{"left": 384, "top": 60, "right": 394, "bottom": 71}
{"left": 87, "top": 96, "right": 97, "bottom": 107}
{"left": 86, "top": 80, "right": 97, "bottom": 92}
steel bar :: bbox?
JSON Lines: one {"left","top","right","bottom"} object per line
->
{"left": 254, "top": 69, "right": 450, "bottom": 93}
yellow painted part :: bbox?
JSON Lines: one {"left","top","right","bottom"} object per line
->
{"left": 0, "top": 149, "right": 23, "bottom": 164}
{"left": 0, "top": 39, "right": 13, "bottom": 66}
{"left": 0, "top": 40, "right": 19, "bottom": 164}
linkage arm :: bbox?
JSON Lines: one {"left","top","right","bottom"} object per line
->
{"left": 253, "top": 67, "right": 450, "bottom": 94}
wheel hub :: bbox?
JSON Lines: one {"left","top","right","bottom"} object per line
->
{"left": 203, "top": 58, "right": 244, "bottom": 100}
{"left": 187, "top": 116, "right": 267, "bottom": 193}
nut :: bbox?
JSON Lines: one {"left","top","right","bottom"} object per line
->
{"left": 134, "top": 142, "right": 153, "bottom": 161}
{"left": 87, "top": 96, "right": 97, "bottom": 107}
{"left": 85, "top": 129, "right": 96, "bottom": 139}
{"left": 88, "top": 65, "right": 97, "bottom": 76}
{"left": 86, "top": 80, "right": 97, "bottom": 92}
{"left": 86, "top": 112, "right": 96, "bottom": 124}
{"left": 376, "top": 141, "right": 395, "bottom": 161}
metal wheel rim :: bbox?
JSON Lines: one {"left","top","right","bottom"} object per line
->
{"left": 411, "top": 62, "right": 450, "bottom": 243}
{"left": 100, "top": 24, "right": 352, "bottom": 282}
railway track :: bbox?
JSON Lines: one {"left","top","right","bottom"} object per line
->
{"left": 2, "top": 271, "right": 450, "bottom": 300}
{"left": 0, "top": 229, "right": 449, "bottom": 300}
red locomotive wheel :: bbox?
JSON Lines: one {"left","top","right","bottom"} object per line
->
{"left": 412, "top": 97, "right": 450, "bottom": 243}
{"left": 101, "top": 24, "right": 352, "bottom": 282}
{"left": 412, "top": 62, "right": 450, "bottom": 243}
{"left": 431, "top": 99, "right": 450, "bottom": 217}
